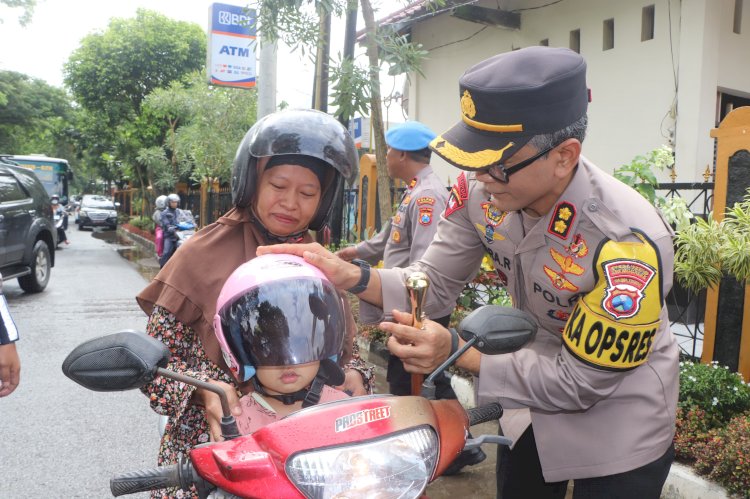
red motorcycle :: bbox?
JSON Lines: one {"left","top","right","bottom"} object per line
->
{"left": 62, "top": 305, "right": 535, "bottom": 498}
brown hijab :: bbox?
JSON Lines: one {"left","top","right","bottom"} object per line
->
{"left": 136, "top": 206, "right": 354, "bottom": 376}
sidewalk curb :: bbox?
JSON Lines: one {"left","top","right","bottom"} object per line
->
{"left": 356, "top": 337, "right": 731, "bottom": 499}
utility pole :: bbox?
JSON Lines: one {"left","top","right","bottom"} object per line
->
{"left": 257, "top": 37, "right": 278, "bottom": 119}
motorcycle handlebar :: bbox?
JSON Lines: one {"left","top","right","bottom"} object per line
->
{"left": 110, "top": 457, "right": 208, "bottom": 497}
{"left": 467, "top": 402, "right": 503, "bottom": 426}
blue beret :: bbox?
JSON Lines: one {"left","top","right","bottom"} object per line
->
{"left": 385, "top": 121, "right": 437, "bottom": 151}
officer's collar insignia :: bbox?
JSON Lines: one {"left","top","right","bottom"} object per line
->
{"left": 392, "top": 213, "right": 401, "bottom": 224}
{"left": 408, "top": 177, "right": 418, "bottom": 190}
{"left": 402, "top": 195, "right": 411, "bottom": 207}
{"left": 430, "top": 137, "right": 514, "bottom": 169}
{"left": 418, "top": 207, "right": 434, "bottom": 226}
{"left": 417, "top": 196, "right": 435, "bottom": 206}
{"left": 547, "top": 201, "right": 576, "bottom": 240}
{"left": 460, "top": 90, "right": 477, "bottom": 119}
{"left": 445, "top": 172, "right": 469, "bottom": 217}
{"left": 565, "top": 233, "right": 589, "bottom": 258}
{"left": 481, "top": 202, "right": 507, "bottom": 227}
{"left": 602, "top": 260, "right": 656, "bottom": 320}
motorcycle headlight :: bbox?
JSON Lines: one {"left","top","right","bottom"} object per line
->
{"left": 286, "top": 426, "right": 438, "bottom": 499}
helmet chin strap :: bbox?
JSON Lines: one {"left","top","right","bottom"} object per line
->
{"left": 249, "top": 206, "right": 308, "bottom": 244}
{"left": 252, "top": 360, "right": 344, "bottom": 408}
{"left": 251, "top": 376, "right": 324, "bottom": 408}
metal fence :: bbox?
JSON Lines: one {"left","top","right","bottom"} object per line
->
{"left": 119, "top": 180, "right": 713, "bottom": 360}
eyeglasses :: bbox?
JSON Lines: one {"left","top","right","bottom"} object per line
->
{"left": 479, "top": 144, "right": 557, "bottom": 183}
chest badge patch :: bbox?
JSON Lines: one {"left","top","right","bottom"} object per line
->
{"left": 547, "top": 201, "right": 576, "bottom": 240}
{"left": 602, "top": 259, "right": 656, "bottom": 319}
{"left": 543, "top": 248, "right": 585, "bottom": 292}
{"left": 565, "top": 234, "right": 589, "bottom": 258}
{"left": 445, "top": 172, "right": 469, "bottom": 217}
{"left": 392, "top": 230, "right": 401, "bottom": 243}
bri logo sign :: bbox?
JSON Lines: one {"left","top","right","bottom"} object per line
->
{"left": 218, "top": 10, "right": 253, "bottom": 27}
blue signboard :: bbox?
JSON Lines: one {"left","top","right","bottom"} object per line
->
{"left": 208, "top": 3, "right": 257, "bottom": 88}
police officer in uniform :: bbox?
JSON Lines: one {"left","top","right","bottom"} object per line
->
{"left": 337, "top": 121, "right": 485, "bottom": 474}
{"left": 336, "top": 121, "right": 452, "bottom": 392}
{"left": 259, "top": 46, "right": 678, "bottom": 498}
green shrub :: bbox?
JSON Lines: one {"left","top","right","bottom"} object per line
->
{"left": 129, "top": 216, "right": 155, "bottom": 233}
{"left": 679, "top": 360, "right": 750, "bottom": 427}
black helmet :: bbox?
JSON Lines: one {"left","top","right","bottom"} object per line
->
{"left": 231, "top": 109, "right": 359, "bottom": 231}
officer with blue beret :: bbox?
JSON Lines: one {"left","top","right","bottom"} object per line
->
{"left": 336, "top": 121, "right": 485, "bottom": 473}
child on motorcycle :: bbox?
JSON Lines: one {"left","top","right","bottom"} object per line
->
{"left": 214, "top": 253, "right": 350, "bottom": 435}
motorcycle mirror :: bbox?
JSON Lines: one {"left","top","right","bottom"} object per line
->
{"left": 62, "top": 331, "right": 170, "bottom": 392}
{"left": 458, "top": 305, "right": 537, "bottom": 355}
{"left": 422, "top": 305, "right": 536, "bottom": 400}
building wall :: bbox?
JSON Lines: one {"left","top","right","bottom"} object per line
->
{"left": 407, "top": 0, "right": 750, "bottom": 185}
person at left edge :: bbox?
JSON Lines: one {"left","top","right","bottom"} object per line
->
{"left": 136, "top": 109, "right": 374, "bottom": 499}
{"left": 0, "top": 274, "right": 21, "bottom": 397}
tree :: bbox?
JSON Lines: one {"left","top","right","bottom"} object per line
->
{"left": 140, "top": 70, "right": 258, "bottom": 191}
{"left": 255, "top": 0, "right": 431, "bottom": 223}
{"left": 0, "top": 70, "right": 73, "bottom": 154}
{"left": 64, "top": 9, "right": 206, "bottom": 126}
{"left": 63, "top": 9, "right": 207, "bottom": 198}
{"left": 0, "top": 0, "right": 35, "bottom": 25}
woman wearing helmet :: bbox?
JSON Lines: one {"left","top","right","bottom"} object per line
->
{"left": 152, "top": 195, "right": 167, "bottom": 258}
{"left": 136, "top": 109, "right": 371, "bottom": 498}
{"left": 215, "top": 254, "right": 351, "bottom": 434}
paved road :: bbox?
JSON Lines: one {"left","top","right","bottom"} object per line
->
{"left": 0, "top": 227, "right": 159, "bottom": 498}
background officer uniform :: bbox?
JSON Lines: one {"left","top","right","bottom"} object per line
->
{"left": 353, "top": 122, "right": 450, "bottom": 395}
{"left": 364, "top": 46, "right": 678, "bottom": 491}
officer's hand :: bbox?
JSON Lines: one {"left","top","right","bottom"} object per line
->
{"left": 257, "top": 243, "right": 361, "bottom": 291}
{"left": 335, "top": 246, "right": 358, "bottom": 262}
{"left": 193, "top": 380, "right": 241, "bottom": 442}
{"left": 382, "top": 309, "right": 453, "bottom": 374}
{"left": 0, "top": 343, "right": 21, "bottom": 397}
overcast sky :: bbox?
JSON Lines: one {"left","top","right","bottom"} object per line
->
{"left": 0, "top": 0, "right": 404, "bottom": 112}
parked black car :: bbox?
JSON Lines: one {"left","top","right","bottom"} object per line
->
{"left": 0, "top": 159, "right": 55, "bottom": 292}
{"left": 77, "top": 194, "right": 118, "bottom": 230}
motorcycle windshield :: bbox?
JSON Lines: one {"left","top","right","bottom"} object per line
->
{"left": 218, "top": 278, "right": 345, "bottom": 368}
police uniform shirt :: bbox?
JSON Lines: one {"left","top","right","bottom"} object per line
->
{"left": 355, "top": 166, "right": 448, "bottom": 270}
{"left": 370, "top": 157, "right": 679, "bottom": 482}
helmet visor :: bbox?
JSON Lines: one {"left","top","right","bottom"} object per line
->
{"left": 218, "top": 278, "right": 345, "bottom": 368}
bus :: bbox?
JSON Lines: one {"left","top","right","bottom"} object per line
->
{"left": 2, "top": 154, "right": 73, "bottom": 203}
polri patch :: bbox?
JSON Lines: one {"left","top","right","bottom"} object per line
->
{"left": 445, "top": 172, "right": 469, "bottom": 217}
{"left": 547, "top": 201, "right": 576, "bottom": 240}
{"left": 602, "top": 259, "right": 656, "bottom": 320}
{"left": 419, "top": 207, "right": 434, "bottom": 226}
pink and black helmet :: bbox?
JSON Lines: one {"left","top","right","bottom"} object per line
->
{"left": 214, "top": 253, "right": 346, "bottom": 382}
